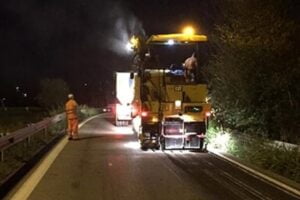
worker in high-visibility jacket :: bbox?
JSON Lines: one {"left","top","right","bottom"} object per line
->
{"left": 65, "top": 94, "right": 79, "bottom": 140}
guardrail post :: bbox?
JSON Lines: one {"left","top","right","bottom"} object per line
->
{"left": 44, "top": 127, "right": 48, "bottom": 139}
{"left": 0, "top": 112, "right": 65, "bottom": 163}
{"left": 1, "top": 150, "right": 4, "bottom": 162}
{"left": 27, "top": 136, "right": 31, "bottom": 145}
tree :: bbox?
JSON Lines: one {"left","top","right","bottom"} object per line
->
{"left": 207, "top": 0, "right": 299, "bottom": 142}
{"left": 37, "top": 78, "right": 70, "bottom": 110}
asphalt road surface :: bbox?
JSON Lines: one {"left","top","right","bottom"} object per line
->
{"left": 23, "top": 114, "right": 299, "bottom": 200}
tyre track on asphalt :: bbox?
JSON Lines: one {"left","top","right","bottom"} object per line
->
{"left": 164, "top": 151, "right": 299, "bottom": 200}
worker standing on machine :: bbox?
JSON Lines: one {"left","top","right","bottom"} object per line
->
{"left": 183, "top": 53, "right": 198, "bottom": 82}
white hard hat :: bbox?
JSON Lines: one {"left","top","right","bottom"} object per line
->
{"left": 68, "top": 94, "right": 74, "bottom": 99}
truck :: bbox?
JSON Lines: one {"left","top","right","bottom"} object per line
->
{"left": 130, "top": 30, "right": 211, "bottom": 150}
{"left": 115, "top": 72, "right": 135, "bottom": 126}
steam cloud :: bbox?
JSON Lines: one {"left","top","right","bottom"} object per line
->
{"left": 105, "top": 3, "right": 145, "bottom": 56}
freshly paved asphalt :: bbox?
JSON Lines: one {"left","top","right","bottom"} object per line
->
{"left": 14, "top": 114, "right": 300, "bottom": 200}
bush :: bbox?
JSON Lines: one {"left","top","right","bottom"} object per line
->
{"left": 37, "top": 79, "right": 70, "bottom": 109}
{"left": 207, "top": 0, "right": 300, "bottom": 142}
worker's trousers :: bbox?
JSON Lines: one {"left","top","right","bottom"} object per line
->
{"left": 67, "top": 118, "right": 78, "bottom": 136}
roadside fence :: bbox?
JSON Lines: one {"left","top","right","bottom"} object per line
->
{"left": 0, "top": 113, "right": 66, "bottom": 162}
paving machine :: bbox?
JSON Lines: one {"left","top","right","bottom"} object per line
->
{"left": 130, "top": 28, "right": 211, "bottom": 150}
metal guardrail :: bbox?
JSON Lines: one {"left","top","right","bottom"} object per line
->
{"left": 234, "top": 134, "right": 300, "bottom": 152}
{"left": 271, "top": 140, "right": 300, "bottom": 152}
{"left": 0, "top": 113, "right": 65, "bottom": 161}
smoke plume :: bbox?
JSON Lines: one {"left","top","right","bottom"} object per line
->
{"left": 104, "top": 2, "right": 145, "bottom": 56}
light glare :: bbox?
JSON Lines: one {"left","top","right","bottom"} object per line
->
{"left": 124, "top": 141, "right": 140, "bottom": 149}
{"left": 205, "top": 112, "right": 211, "bottom": 117}
{"left": 126, "top": 42, "right": 133, "bottom": 51}
{"left": 167, "top": 39, "right": 175, "bottom": 45}
{"left": 209, "top": 132, "right": 231, "bottom": 152}
{"left": 175, "top": 100, "right": 181, "bottom": 109}
{"left": 141, "top": 111, "right": 148, "bottom": 117}
{"left": 183, "top": 26, "right": 195, "bottom": 35}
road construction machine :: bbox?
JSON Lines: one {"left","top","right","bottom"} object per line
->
{"left": 130, "top": 29, "right": 211, "bottom": 150}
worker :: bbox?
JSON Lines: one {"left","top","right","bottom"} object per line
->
{"left": 183, "top": 53, "right": 198, "bottom": 82}
{"left": 65, "top": 93, "right": 79, "bottom": 140}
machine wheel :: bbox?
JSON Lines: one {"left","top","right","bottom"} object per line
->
{"left": 140, "top": 140, "right": 148, "bottom": 151}
{"left": 160, "top": 137, "right": 165, "bottom": 150}
{"left": 155, "top": 144, "right": 160, "bottom": 150}
{"left": 199, "top": 138, "right": 206, "bottom": 152}
{"left": 141, "top": 144, "right": 148, "bottom": 151}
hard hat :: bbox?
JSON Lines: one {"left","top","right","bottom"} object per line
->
{"left": 68, "top": 94, "right": 74, "bottom": 99}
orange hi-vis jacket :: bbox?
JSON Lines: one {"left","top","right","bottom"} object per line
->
{"left": 65, "top": 99, "right": 78, "bottom": 119}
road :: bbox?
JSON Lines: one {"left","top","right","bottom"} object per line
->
{"left": 15, "top": 114, "right": 300, "bottom": 200}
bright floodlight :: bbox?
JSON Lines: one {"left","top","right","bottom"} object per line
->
{"left": 175, "top": 100, "right": 182, "bottom": 109}
{"left": 183, "top": 26, "right": 195, "bottom": 35}
{"left": 126, "top": 42, "right": 133, "bottom": 51}
{"left": 167, "top": 39, "right": 175, "bottom": 45}
{"left": 130, "top": 36, "right": 138, "bottom": 47}
{"left": 126, "top": 36, "right": 139, "bottom": 52}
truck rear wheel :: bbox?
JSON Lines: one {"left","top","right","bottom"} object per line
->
{"left": 160, "top": 137, "right": 165, "bottom": 150}
{"left": 199, "top": 138, "right": 206, "bottom": 152}
{"left": 141, "top": 141, "right": 148, "bottom": 150}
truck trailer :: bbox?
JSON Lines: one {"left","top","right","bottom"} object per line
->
{"left": 115, "top": 72, "right": 135, "bottom": 126}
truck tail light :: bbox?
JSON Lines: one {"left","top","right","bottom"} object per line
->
{"left": 141, "top": 111, "right": 148, "bottom": 117}
{"left": 205, "top": 111, "right": 211, "bottom": 117}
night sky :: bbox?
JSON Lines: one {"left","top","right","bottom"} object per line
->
{"left": 0, "top": 0, "right": 221, "bottom": 106}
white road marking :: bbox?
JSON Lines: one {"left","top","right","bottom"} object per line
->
{"left": 210, "top": 150, "right": 300, "bottom": 198}
{"left": 9, "top": 114, "right": 101, "bottom": 200}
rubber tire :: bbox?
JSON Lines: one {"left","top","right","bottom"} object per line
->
{"left": 160, "top": 141, "right": 165, "bottom": 150}
{"left": 199, "top": 138, "right": 204, "bottom": 152}
{"left": 141, "top": 140, "right": 148, "bottom": 151}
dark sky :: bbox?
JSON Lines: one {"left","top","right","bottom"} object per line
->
{"left": 0, "top": 0, "right": 221, "bottom": 106}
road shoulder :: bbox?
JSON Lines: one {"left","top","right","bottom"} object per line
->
{"left": 210, "top": 150, "right": 300, "bottom": 198}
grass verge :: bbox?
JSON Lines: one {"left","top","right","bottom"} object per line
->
{"left": 206, "top": 121, "right": 300, "bottom": 184}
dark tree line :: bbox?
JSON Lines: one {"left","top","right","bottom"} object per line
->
{"left": 207, "top": 0, "right": 299, "bottom": 142}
